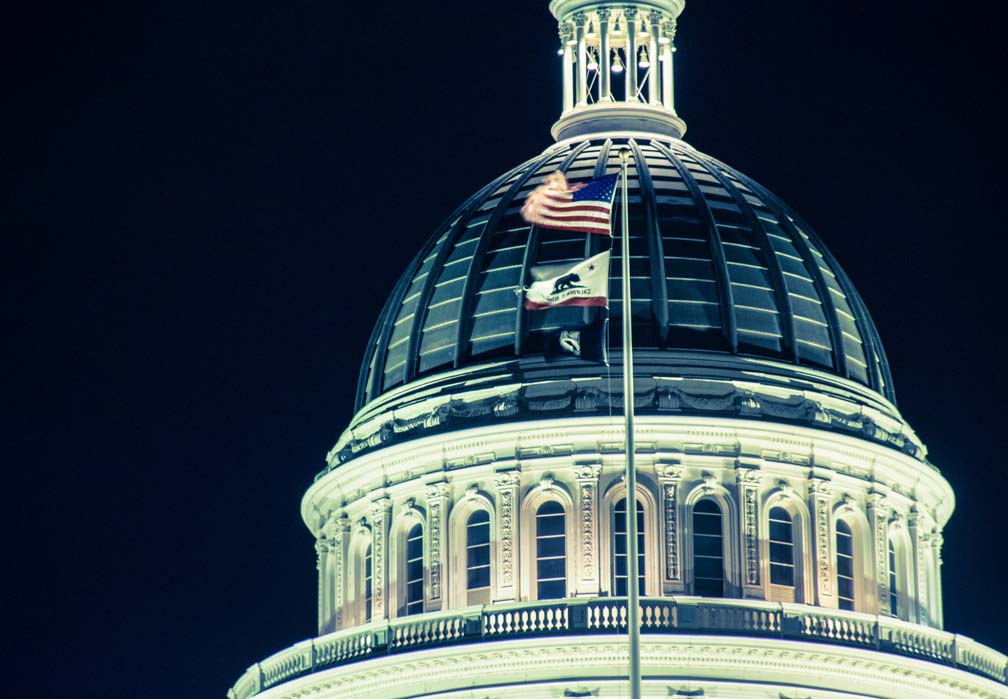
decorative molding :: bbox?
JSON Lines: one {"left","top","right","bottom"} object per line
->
{"left": 737, "top": 469, "right": 762, "bottom": 586}
{"left": 425, "top": 482, "right": 449, "bottom": 602}
{"left": 494, "top": 471, "right": 521, "bottom": 596}
{"left": 810, "top": 479, "right": 833, "bottom": 600}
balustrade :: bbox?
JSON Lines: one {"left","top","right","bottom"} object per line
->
{"left": 228, "top": 598, "right": 1008, "bottom": 699}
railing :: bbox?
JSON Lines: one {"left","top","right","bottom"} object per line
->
{"left": 227, "top": 597, "right": 1008, "bottom": 698}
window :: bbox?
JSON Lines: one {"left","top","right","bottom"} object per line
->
{"left": 888, "top": 539, "right": 898, "bottom": 617}
{"left": 364, "top": 543, "right": 373, "bottom": 622}
{"left": 535, "top": 501, "right": 567, "bottom": 599}
{"left": 613, "top": 498, "right": 646, "bottom": 596}
{"left": 836, "top": 520, "right": 855, "bottom": 611}
{"left": 405, "top": 523, "right": 424, "bottom": 615}
{"left": 768, "top": 507, "right": 795, "bottom": 587}
{"left": 693, "top": 499, "right": 724, "bottom": 597}
{"left": 466, "top": 510, "right": 491, "bottom": 592}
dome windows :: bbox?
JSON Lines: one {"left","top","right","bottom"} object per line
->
{"left": 692, "top": 499, "right": 725, "bottom": 597}
{"left": 535, "top": 501, "right": 567, "bottom": 600}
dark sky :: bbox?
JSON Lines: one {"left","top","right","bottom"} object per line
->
{"left": 6, "top": 0, "right": 1006, "bottom": 696}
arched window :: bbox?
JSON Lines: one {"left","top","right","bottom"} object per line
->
{"left": 404, "top": 523, "right": 424, "bottom": 615}
{"left": 768, "top": 507, "right": 795, "bottom": 588}
{"left": 363, "top": 543, "right": 373, "bottom": 622}
{"left": 836, "top": 520, "right": 855, "bottom": 611}
{"left": 693, "top": 499, "right": 725, "bottom": 597}
{"left": 535, "top": 501, "right": 566, "bottom": 599}
{"left": 466, "top": 510, "right": 491, "bottom": 596}
{"left": 613, "top": 497, "right": 645, "bottom": 596}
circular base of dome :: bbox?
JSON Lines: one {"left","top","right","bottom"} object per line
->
{"left": 551, "top": 103, "right": 687, "bottom": 141}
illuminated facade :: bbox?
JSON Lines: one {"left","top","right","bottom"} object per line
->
{"left": 227, "top": 1, "right": 1008, "bottom": 697}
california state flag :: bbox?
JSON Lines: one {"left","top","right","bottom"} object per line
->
{"left": 522, "top": 251, "right": 610, "bottom": 311}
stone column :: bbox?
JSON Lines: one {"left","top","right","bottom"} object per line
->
{"left": 494, "top": 471, "right": 521, "bottom": 602}
{"left": 809, "top": 478, "right": 835, "bottom": 607}
{"left": 425, "top": 481, "right": 450, "bottom": 611}
{"left": 866, "top": 493, "right": 891, "bottom": 616}
{"left": 908, "top": 510, "right": 931, "bottom": 625}
{"left": 656, "top": 462, "right": 684, "bottom": 593}
{"left": 573, "top": 12, "right": 588, "bottom": 105}
{"left": 930, "top": 533, "right": 944, "bottom": 627}
{"left": 623, "top": 6, "right": 638, "bottom": 101}
{"left": 574, "top": 464, "right": 602, "bottom": 595}
{"left": 597, "top": 8, "right": 611, "bottom": 101}
{"left": 660, "top": 19, "right": 676, "bottom": 111}
{"left": 560, "top": 24, "right": 574, "bottom": 113}
{"left": 319, "top": 512, "right": 348, "bottom": 633}
{"left": 737, "top": 466, "right": 763, "bottom": 598}
{"left": 369, "top": 498, "right": 392, "bottom": 621}
{"left": 647, "top": 12, "right": 660, "bottom": 105}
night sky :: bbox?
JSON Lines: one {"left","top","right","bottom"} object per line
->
{"left": 6, "top": 0, "right": 1007, "bottom": 696}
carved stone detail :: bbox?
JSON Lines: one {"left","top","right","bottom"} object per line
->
{"left": 738, "top": 469, "right": 761, "bottom": 586}
{"left": 663, "top": 482, "right": 679, "bottom": 580}
{"left": 810, "top": 479, "right": 833, "bottom": 600}
{"left": 574, "top": 464, "right": 601, "bottom": 589}
{"left": 867, "top": 494, "right": 890, "bottom": 614}
{"left": 495, "top": 471, "right": 520, "bottom": 594}
{"left": 369, "top": 499, "right": 391, "bottom": 618}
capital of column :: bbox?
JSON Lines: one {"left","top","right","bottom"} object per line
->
{"left": 655, "top": 461, "right": 684, "bottom": 482}
{"left": 809, "top": 478, "right": 833, "bottom": 496}
{"left": 369, "top": 497, "right": 392, "bottom": 520}
{"left": 494, "top": 470, "right": 522, "bottom": 489}
{"left": 574, "top": 463, "right": 602, "bottom": 481}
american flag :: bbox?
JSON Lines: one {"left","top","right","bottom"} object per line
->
{"left": 521, "top": 172, "right": 617, "bottom": 235}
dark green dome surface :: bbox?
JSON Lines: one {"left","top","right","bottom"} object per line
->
{"left": 355, "top": 135, "right": 893, "bottom": 412}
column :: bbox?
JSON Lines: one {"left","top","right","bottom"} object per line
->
{"left": 560, "top": 23, "right": 574, "bottom": 112}
{"left": 737, "top": 466, "right": 763, "bottom": 598}
{"left": 809, "top": 478, "right": 835, "bottom": 607}
{"left": 866, "top": 493, "right": 891, "bottom": 616}
{"left": 647, "top": 12, "right": 660, "bottom": 105}
{"left": 425, "top": 481, "right": 450, "bottom": 611}
{"left": 908, "top": 510, "right": 930, "bottom": 625}
{"left": 597, "top": 8, "right": 611, "bottom": 101}
{"left": 661, "top": 19, "right": 676, "bottom": 112}
{"left": 321, "top": 512, "right": 348, "bottom": 633}
{"left": 930, "top": 533, "right": 944, "bottom": 627}
{"left": 656, "top": 462, "right": 684, "bottom": 593}
{"left": 624, "top": 6, "right": 638, "bottom": 101}
{"left": 369, "top": 498, "right": 392, "bottom": 621}
{"left": 574, "top": 464, "right": 602, "bottom": 595}
{"left": 494, "top": 470, "right": 521, "bottom": 602}
{"left": 574, "top": 12, "right": 588, "bottom": 106}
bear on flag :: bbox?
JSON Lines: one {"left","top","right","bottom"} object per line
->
{"left": 522, "top": 251, "right": 610, "bottom": 310}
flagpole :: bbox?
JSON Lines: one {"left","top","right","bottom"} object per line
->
{"left": 618, "top": 147, "right": 642, "bottom": 699}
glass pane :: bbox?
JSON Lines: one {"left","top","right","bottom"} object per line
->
{"left": 770, "top": 563, "right": 794, "bottom": 586}
{"left": 769, "top": 542, "right": 793, "bottom": 565}
{"left": 467, "top": 566, "right": 490, "bottom": 589}
{"left": 537, "top": 558, "right": 565, "bottom": 579}
{"left": 693, "top": 534, "right": 722, "bottom": 557}
{"left": 537, "top": 514, "right": 565, "bottom": 537}
{"left": 537, "top": 537, "right": 565, "bottom": 558}
{"left": 468, "top": 543, "right": 490, "bottom": 567}
{"left": 694, "top": 556, "right": 723, "bottom": 579}
{"left": 538, "top": 579, "right": 565, "bottom": 600}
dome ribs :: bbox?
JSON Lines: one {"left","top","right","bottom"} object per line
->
{"left": 701, "top": 158, "right": 799, "bottom": 365}
{"left": 733, "top": 172, "right": 849, "bottom": 380}
{"left": 453, "top": 148, "right": 562, "bottom": 369}
{"left": 402, "top": 169, "right": 517, "bottom": 387}
{"left": 364, "top": 252, "right": 423, "bottom": 404}
{"left": 625, "top": 139, "right": 669, "bottom": 344}
{"left": 514, "top": 140, "right": 591, "bottom": 356}
{"left": 652, "top": 140, "right": 738, "bottom": 354}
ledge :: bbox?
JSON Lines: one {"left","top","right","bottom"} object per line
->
{"left": 227, "top": 597, "right": 1006, "bottom": 698}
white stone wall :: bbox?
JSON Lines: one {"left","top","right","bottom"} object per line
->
{"left": 305, "top": 415, "right": 951, "bottom": 635}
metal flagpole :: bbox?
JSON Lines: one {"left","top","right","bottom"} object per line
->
{"left": 618, "top": 147, "right": 642, "bottom": 699}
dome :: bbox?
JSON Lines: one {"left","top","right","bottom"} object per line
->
{"left": 356, "top": 135, "right": 894, "bottom": 414}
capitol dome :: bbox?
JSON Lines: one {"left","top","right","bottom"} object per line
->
{"left": 228, "top": 1, "right": 1007, "bottom": 698}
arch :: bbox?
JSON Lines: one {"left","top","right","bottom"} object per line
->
{"left": 346, "top": 522, "right": 374, "bottom": 626}
{"left": 762, "top": 488, "right": 813, "bottom": 603}
{"left": 388, "top": 503, "right": 426, "bottom": 617}
{"left": 887, "top": 521, "right": 913, "bottom": 621}
{"left": 519, "top": 479, "right": 577, "bottom": 600}
{"left": 600, "top": 477, "right": 661, "bottom": 596}
{"left": 683, "top": 480, "right": 740, "bottom": 597}
{"left": 832, "top": 502, "right": 872, "bottom": 613}
{"left": 447, "top": 490, "right": 496, "bottom": 608}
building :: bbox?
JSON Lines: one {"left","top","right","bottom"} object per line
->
{"left": 227, "top": 0, "right": 1008, "bottom": 697}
